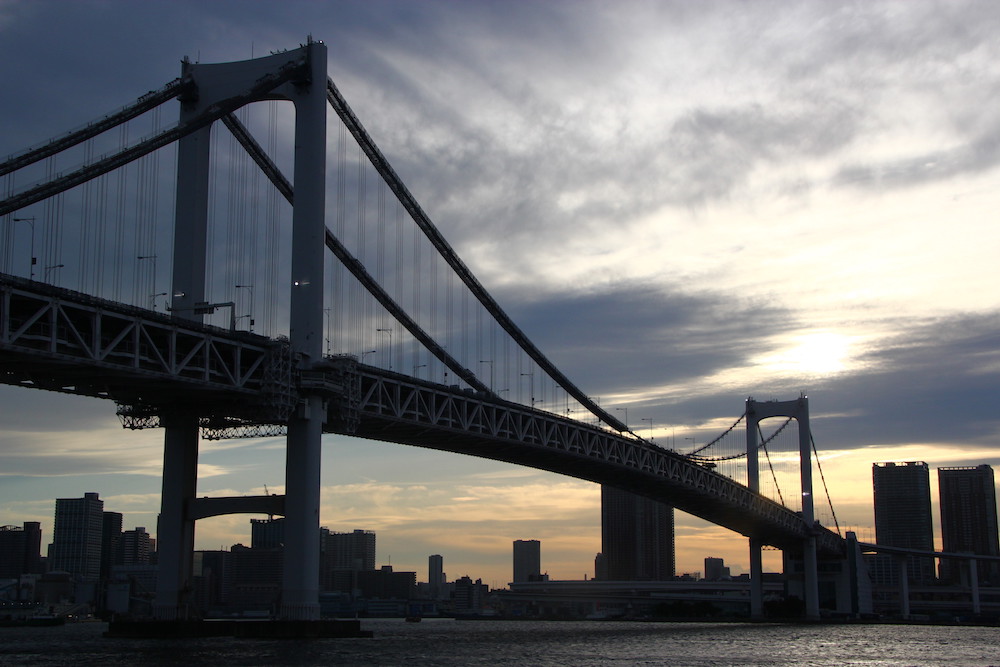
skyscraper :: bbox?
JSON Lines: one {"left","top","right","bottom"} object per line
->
{"left": 512, "top": 539, "right": 541, "bottom": 583}
{"left": 49, "top": 492, "right": 105, "bottom": 580}
{"left": 119, "top": 527, "right": 152, "bottom": 565}
{"left": 938, "top": 465, "right": 1000, "bottom": 584}
{"left": 322, "top": 529, "right": 376, "bottom": 570}
{"left": 428, "top": 554, "right": 444, "bottom": 599}
{"left": 320, "top": 528, "right": 376, "bottom": 594}
{"left": 871, "top": 462, "right": 935, "bottom": 585}
{"left": 251, "top": 517, "right": 285, "bottom": 549}
{"left": 101, "top": 511, "right": 122, "bottom": 581}
{"left": 599, "top": 485, "right": 675, "bottom": 581}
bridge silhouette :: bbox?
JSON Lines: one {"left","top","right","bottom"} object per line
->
{"left": 1, "top": 41, "right": 847, "bottom": 621}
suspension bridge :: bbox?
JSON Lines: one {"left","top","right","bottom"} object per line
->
{"left": 1, "top": 41, "right": 854, "bottom": 622}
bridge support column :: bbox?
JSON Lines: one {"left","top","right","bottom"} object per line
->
{"left": 969, "top": 557, "right": 981, "bottom": 615}
{"left": 745, "top": 400, "right": 764, "bottom": 618}
{"left": 795, "top": 397, "right": 819, "bottom": 620}
{"left": 153, "top": 413, "right": 199, "bottom": 619}
{"left": 895, "top": 555, "right": 910, "bottom": 618}
{"left": 280, "top": 38, "right": 327, "bottom": 621}
{"left": 749, "top": 537, "right": 764, "bottom": 618}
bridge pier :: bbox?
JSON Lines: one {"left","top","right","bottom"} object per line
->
{"left": 153, "top": 413, "right": 199, "bottom": 619}
{"left": 895, "top": 555, "right": 910, "bottom": 618}
{"left": 749, "top": 537, "right": 763, "bottom": 618}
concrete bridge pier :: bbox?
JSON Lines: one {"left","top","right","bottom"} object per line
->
{"left": 749, "top": 537, "right": 764, "bottom": 617}
{"left": 152, "top": 413, "right": 199, "bottom": 619}
{"left": 895, "top": 555, "right": 910, "bottom": 618}
{"left": 969, "top": 557, "right": 981, "bottom": 615}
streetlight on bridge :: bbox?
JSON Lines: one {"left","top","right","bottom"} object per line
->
{"left": 376, "top": 327, "right": 393, "bottom": 369}
{"left": 149, "top": 292, "right": 168, "bottom": 311}
{"left": 10, "top": 217, "right": 36, "bottom": 280}
{"left": 44, "top": 263, "right": 64, "bottom": 282}
{"left": 641, "top": 417, "right": 654, "bottom": 441}
{"left": 138, "top": 254, "right": 157, "bottom": 306}
{"left": 235, "top": 284, "right": 255, "bottom": 332}
{"left": 614, "top": 407, "right": 629, "bottom": 430}
{"left": 520, "top": 372, "right": 536, "bottom": 408}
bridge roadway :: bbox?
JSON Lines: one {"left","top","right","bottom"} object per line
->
{"left": 0, "top": 273, "right": 842, "bottom": 556}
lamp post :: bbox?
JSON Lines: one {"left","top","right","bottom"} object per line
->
{"left": 11, "top": 217, "right": 36, "bottom": 280}
{"left": 521, "top": 372, "right": 535, "bottom": 407}
{"left": 413, "top": 363, "right": 427, "bottom": 378}
{"left": 235, "top": 284, "right": 255, "bottom": 332}
{"left": 360, "top": 349, "right": 376, "bottom": 364}
{"left": 641, "top": 417, "right": 654, "bottom": 441}
{"left": 44, "top": 263, "right": 64, "bottom": 282}
{"left": 376, "top": 327, "right": 392, "bottom": 369}
{"left": 138, "top": 254, "right": 157, "bottom": 305}
{"left": 149, "top": 292, "right": 168, "bottom": 311}
{"left": 323, "top": 308, "right": 331, "bottom": 354}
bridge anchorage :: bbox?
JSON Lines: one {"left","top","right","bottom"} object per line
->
{"left": 0, "top": 40, "right": 869, "bottom": 626}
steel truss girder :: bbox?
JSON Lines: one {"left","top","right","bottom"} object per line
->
{"left": 337, "top": 366, "right": 843, "bottom": 556}
{"left": 0, "top": 273, "right": 285, "bottom": 413}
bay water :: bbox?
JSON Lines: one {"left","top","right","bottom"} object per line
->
{"left": 2, "top": 618, "right": 998, "bottom": 666}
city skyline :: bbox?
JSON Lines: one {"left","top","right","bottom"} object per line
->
{"left": 2, "top": 1, "right": 1000, "bottom": 586}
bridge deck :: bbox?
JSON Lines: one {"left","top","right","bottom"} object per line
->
{"left": 1, "top": 276, "right": 844, "bottom": 556}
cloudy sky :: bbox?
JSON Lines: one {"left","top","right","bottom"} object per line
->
{"left": 2, "top": 0, "right": 1000, "bottom": 586}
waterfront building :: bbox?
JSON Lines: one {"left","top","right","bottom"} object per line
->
{"left": 193, "top": 549, "right": 230, "bottom": 612}
{"left": 938, "top": 464, "right": 1000, "bottom": 584}
{"left": 250, "top": 517, "right": 285, "bottom": 549}
{"left": 322, "top": 529, "right": 376, "bottom": 570}
{"left": 48, "top": 492, "right": 105, "bottom": 581}
{"left": 513, "top": 539, "right": 541, "bottom": 583}
{"left": 704, "top": 557, "right": 730, "bottom": 581}
{"left": 428, "top": 554, "right": 444, "bottom": 599}
{"left": 453, "top": 575, "right": 488, "bottom": 612}
{"left": 0, "top": 522, "right": 42, "bottom": 578}
{"left": 228, "top": 543, "right": 282, "bottom": 609}
{"left": 101, "top": 511, "right": 122, "bottom": 580}
{"left": 119, "top": 526, "right": 152, "bottom": 565}
{"left": 600, "top": 485, "right": 674, "bottom": 580}
{"left": 357, "top": 565, "right": 416, "bottom": 600}
{"left": 321, "top": 528, "right": 376, "bottom": 595}
{"left": 871, "top": 462, "right": 935, "bottom": 585}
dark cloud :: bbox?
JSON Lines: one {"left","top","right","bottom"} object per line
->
{"left": 507, "top": 284, "right": 790, "bottom": 392}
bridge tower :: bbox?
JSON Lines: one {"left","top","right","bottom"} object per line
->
{"left": 746, "top": 395, "right": 819, "bottom": 620}
{"left": 154, "top": 40, "right": 328, "bottom": 621}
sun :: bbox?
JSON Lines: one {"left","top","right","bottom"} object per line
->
{"left": 758, "top": 332, "right": 852, "bottom": 376}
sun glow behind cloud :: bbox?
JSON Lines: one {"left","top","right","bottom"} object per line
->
{"left": 754, "top": 331, "right": 854, "bottom": 376}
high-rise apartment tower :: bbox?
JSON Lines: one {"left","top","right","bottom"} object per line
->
{"left": 599, "top": 485, "right": 674, "bottom": 581}
{"left": 872, "top": 462, "right": 935, "bottom": 585}
{"left": 938, "top": 465, "right": 1000, "bottom": 584}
